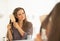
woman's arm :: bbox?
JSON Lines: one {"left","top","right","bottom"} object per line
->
{"left": 13, "top": 22, "right": 26, "bottom": 37}
{"left": 7, "top": 24, "right": 13, "bottom": 41}
{"left": 26, "top": 22, "right": 33, "bottom": 39}
{"left": 13, "top": 22, "right": 33, "bottom": 39}
{"left": 27, "top": 22, "right": 33, "bottom": 35}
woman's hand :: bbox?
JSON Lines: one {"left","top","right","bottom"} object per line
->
{"left": 34, "top": 34, "right": 42, "bottom": 41}
{"left": 9, "top": 14, "right": 16, "bottom": 22}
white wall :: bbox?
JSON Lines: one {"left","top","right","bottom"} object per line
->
{"left": 0, "top": 0, "right": 60, "bottom": 41}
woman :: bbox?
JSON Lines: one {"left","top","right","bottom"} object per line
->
{"left": 7, "top": 7, "right": 33, "bottom": 41}
{"left": 35, "top": 2, "right": 60, "bottom": 41}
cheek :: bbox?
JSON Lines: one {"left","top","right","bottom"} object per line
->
{"left": 18, "top": 16, "right": 22, "bottom": 20}
{"left": 18, "top": 15, "right": 25, "bottom": 20}
{"left": 16, "top": 15, "right": 21, "bottom": 20}
{"left": 22, "top": 15, "right": 26, "bottom": 20}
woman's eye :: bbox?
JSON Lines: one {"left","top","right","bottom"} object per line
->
{"left": 18, "top": 14, "right": 21, "bottom": 15}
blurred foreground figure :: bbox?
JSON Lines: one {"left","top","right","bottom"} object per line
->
{"left": 35, "top": 2, "right": 60, "bottom": 41}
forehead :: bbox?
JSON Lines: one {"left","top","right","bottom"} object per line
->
{"left": 17, "top": 9, "right": 24, "bottom": 14}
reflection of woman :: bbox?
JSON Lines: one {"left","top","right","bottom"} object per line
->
{"left": 7, "top": 7, "right": 33, "bottom": 41}
{"left": 35, "top": 2, "right": 60, "bottom": 41}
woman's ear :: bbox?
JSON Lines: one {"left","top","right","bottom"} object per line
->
{"left": 40, "top": 15, "right": 47, "bottom": 23}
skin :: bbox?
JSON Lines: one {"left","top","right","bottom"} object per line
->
{"left": 34, "top": 34, "right": 42, "bottom": 41}
{"left": 7, "top": 9, "right": 26, "bottom": 41}
{"left": 7, "top": 24, "right": 13, "bottom": 41}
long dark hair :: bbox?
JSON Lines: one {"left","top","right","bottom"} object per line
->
{"left": 48, "top": 2, "right": 60, "bottom": 41}
{"left": 40, "top": 2, "right": 60, "bottom": 41}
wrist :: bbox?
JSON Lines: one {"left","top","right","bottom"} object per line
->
{"left": 17, "top": 27, "right": 20, "bottom": 30}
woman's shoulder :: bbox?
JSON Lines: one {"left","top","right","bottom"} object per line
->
{"left": 25, "top": 21, "right": 33, "bottom": 28}
{"left": 26, "top": 21, "right": 32, "bottom": 26}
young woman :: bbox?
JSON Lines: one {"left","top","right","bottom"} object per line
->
{"left": 35, "top": 2, "right": 60, "bottom": 41}
{"left": 7, "top": 7, "right": 33, "bottom": 41}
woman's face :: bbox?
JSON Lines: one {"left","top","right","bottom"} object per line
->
{"left": 16, "top": 9, "right": 25, "bottom": 21}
